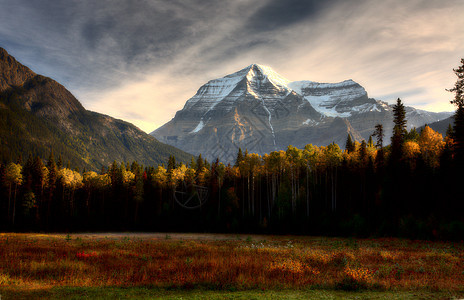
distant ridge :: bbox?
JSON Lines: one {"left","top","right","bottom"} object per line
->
{"left": 419, "top": 116, "right": 454, "bottom": 137}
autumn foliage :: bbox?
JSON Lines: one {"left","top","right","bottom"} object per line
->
{"left": 1, "top": 234, "right": 463, "bottom": 291}
{"left": 0, "top": 123, "right": 462, "bottom": 238}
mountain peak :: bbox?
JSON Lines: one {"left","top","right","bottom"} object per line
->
{"left": 153, "top": 64, "right": 452, "bottom": 163}
{"left": 0, "top": 47, "right": 36, "bottom": 92}
{"left": 0, "top": 48, "right": 193, "bottom": 170}
{"left": 242, "top": 64, "right": 291, "bottom": 89}
{"left": 0, "top": 47, "right": 8, "bottom": 57}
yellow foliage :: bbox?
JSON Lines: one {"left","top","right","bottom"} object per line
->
{"left": 151, "top": 166, "right": 167, "bottom": 187}
{"left": 59, "top": 168, "right": 83, "bottom": 188}
{"left": 403, "top": 141, "right": 420, "bottom": 160}
{"left": 83, "top": 171, "right": 110, "bottom": 188}
{"left": 418, "top": 125, "right": 445, "bottom": 167}
{"left": 122, "top": 169, "right": 135, "bottom": 184}
{"left": 4, "top": 162, "right": 23, "bottom": 185}
{"left": 171, "top": 164, "right": 187, "bottom": 183}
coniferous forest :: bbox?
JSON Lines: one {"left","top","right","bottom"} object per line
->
{"left": 1, "top": 60, "right": 464, "bottom": 240}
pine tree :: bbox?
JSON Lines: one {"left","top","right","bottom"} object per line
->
{"left": 189, "top": 157, "right": 197, "bottom": 170}
{"left": 235, "top": 148, "right": 244, "bottom": 167}
{"left": 446, "top": 123, "right": 454, "bottom": 140}
{"left": 372, "top": 124, "right": 385, "bottom": 167}
{"left": 359, "top": 140, "right": 368, "bottom": 163}
{"left": 405, "top": 127, "right": 419, "bottom": 142}
{"left": 345, "top": 134, "right": 355, "bottom": 153}
{"left": 47, "top": 152, "right": 57, "bottom": 188}
{"left": 373, "top": 124, "right": 384, "bottom": 149}
{"left": 167, "top": 155, "right": 176, "bottom": 173}
{"left": 368, "top": 136, "right": 374, "bottom": 148}
{"left": 448, "top": 58, "right": 464, "bottom": 165}
{"left": 56, "top": 155, "right": 63, "bottom": 170}
{"left": 391, "top": 98, "right": 407, "bottom": 162}
{"left": 196, "top": 154, "right": 204, "bottom": 176}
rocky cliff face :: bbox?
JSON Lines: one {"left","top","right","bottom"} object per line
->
{"left": 0, "top": 47, "right": 192, "bottom": 169}
{"left": 152, "top": 64, "right": 452, "bottom": 163}
{"left": 0, "top": 48, "right": 36, "bottom": 92}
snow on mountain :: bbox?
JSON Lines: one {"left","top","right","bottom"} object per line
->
{"left": 185, "top": 64, "right": 292, "bottom": 112}
{"left": 152, "top": 64, "right": 453, "bottom": 163}
{"left": 247, "top": 64, "right": 292, "bottom": 91}
{"left": 182, "top": 64, "right": 296, "bottom": 135}
{"left": 288, "top": 79, "right": 377, "bottom": 118}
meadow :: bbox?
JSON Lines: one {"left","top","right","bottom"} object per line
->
{"left": 0, "top": 233, "right": 463, "bottom": 299}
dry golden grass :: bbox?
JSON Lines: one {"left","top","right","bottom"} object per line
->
{"left": 0, "top": 233, "right": 463, "bottom": 291}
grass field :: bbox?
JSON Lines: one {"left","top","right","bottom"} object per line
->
{"left": 0, "top": 233, "right": 463, "bottom": 299}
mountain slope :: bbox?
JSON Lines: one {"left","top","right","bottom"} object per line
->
{"left": 0, "top": 47, "right": 192, "bottom": 169}
{"left": 152, "top": 64, "right": 452, "bottom": 162}
{"left": 419, "top": 116, "right": 454, "bottom": 137}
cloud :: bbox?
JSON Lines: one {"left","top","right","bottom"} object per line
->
{"left": 245, "top": 0, "right": 335, "bottom": 32}
{"left": 1, "top": 0, "right": 463, "bottom": 133}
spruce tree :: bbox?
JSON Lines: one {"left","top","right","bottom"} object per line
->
{"left": 405, "top": 127, "right": 419, "bottom": 142}
{"left": 373, "top": 124, "right": 385, "bottom": 167}
{"left": 448, "top": 58, "right": 464, "bottom": 165}
{"left": 390, "top": 98, "right": 407, "bottom": 162}
{"left": 359, "top": 140, "right": 368, "bottom": 163}
{"left": 167, "top": 155, "right": 176, "bottom": 173}
{"left": 235, "top": 148, "right": 243, "bottom": 167}
{"left": 446, "top": 123, "right": 454, "bottom": 140}
{"left": 57, "top": 155, "right": 62, "bottom": 169}
{"left": 345, "top": 134, "right": 355, "bottom": 153}
{"left": 189, "top": 157, "right": 197, "bottom": 169}
{"left": 373, "top": 124, "right": 384, "bottom": 149}
{"left": 367, "top": 136, "right": 374, "bottom": 148}
{"left": 196, "top": 154, "right": 204, "bottom": 176}
{"left": 46, "top": 152, "right": 57, "bottom": 189}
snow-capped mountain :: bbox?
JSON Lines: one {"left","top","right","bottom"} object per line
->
{"left": 152, "top": 64, "right": 451, "bottom": 163}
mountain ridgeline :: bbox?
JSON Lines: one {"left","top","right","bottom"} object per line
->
{"left": 152, "top": 64, "right": 451, "bottom": 163}
{"left": 0, "top": 47, "right": 192, "bottom": 170}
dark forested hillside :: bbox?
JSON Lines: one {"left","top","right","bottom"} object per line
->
{"left": 0, "top": 47, "right": 192, "bottom": 170}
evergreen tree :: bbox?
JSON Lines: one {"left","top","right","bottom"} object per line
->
{"left": 235, "top": 148, "right": 244, "bottom": 167}
{"left": 448, "top": 58, "right": 464, "bottom": 165}
{"left": 390, "top": 98, "right": 407, "bottom": 162}
{"left": 345, "top": 134, "right": 355, "bottom": 153}
{"left": 47, "top": 152, "right": 57, "bottom": 188}
{"left": 167, "top": 155, "right": 176, "bottom": 173}
{"left": 373, "top": 124, "right": 385, "bottom": 167}
{"left": 405, "top": 127, "right": 419, "bottom": 142}
{"left": 367, "top": 136, "right": 374, "bottom": 148}
{"left": 196, "top": 154, "right": 204, "bottom": 176}
{"left": 446, "top": 123, "right": 454, "bottom": 140}
{"left": 189, "top": 157, "right": 197, "bottom": 170}
{"left": 57, "top": 155, "right": 62, "bottom": 169}
{"left": 359, "top": 140, "right": 368, "bottom": 163}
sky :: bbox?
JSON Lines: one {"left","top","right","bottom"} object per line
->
{"left": 1, "top": 0, "right": 463, "bottom": 133}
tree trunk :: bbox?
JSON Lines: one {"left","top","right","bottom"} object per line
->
{"left": 12, "top": 183, "right": 17, "bottom": 226}
{"left": 7, "top": 183, "right": 12, "bottom": 225}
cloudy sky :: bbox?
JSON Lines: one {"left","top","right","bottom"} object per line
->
{"left": 1, "top": 0, "right": 463, "bottom": 133}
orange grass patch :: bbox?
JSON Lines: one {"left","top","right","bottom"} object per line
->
{"left": 0, "top": 234, "right": 463, "bottom": 291}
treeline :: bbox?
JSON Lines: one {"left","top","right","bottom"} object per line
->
{"left": 1, "top": 60, "right": 463, "bottom": 239}
{"left": 0, "top": 116, "right": 462, "bottom": 238}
